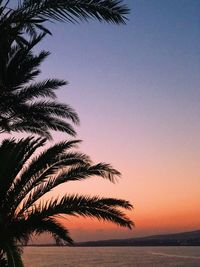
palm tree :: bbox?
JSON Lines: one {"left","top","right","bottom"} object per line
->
{"left": 0, "top": 33, "right": 79, "bottom": 138}
{"left": 0, "top": 136, "right": 133, "bottom": 266}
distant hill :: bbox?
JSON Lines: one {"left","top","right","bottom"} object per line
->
{"left": 75, "top": 230, "right": 200, "bottom": 247}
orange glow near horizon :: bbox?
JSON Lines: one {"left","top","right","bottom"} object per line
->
{"left": 56, "top": 205, "right": 200, "bottom": 242}
{"left": 19, "top": 122, "right": 200, "bottom": 242}
{"left": 48, "top": 139, "right": 200, "bottom": 242}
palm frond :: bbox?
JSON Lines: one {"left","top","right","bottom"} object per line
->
{"left": 0, "top": 33, "right": 79, "bottom": 138}
{"left": 18, "top": 0, "right": 129, "bottom": 26}
{"left": 4, "top": 137, "right": 47, "bottom": 194}
{"left": 7, "top": 139, "right": 82, "bottom": 212}
{"left": 0, "top": 137, "right": 43, "bottom": 200}
{"left": 0, "top": 0, "right": 129, "bottom": 53}
{"left": 18, "top": 162, "right": 120, "bottom": 214}
{"left": 9, "top": 122, "right": 52, "bottom": 139}
{"left": 12, "top": 217, "right": 73, "bottom": 245}
{"left": 16, "top": 79, "right": 67, "bottom": 101}
{"left": 27, "top": 195, "right": 134, "bottom": 229}
{"left": 31, "top": 218, "right": 73, "bottom": 244}
{"left": 18, "top": 139, "right": 82, "bottom": 187}
{"left": 6, "top": 49, "right": 49, "bottom": 88}
{"left": 27, "top": 101, "right": 80, "bottom": 124}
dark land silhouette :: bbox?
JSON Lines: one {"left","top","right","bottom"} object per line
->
{"left": 73, "top": 230, "right": 200, "bottom": 247}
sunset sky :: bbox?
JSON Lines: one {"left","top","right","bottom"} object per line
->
{"left": 28, "top": 0, "right": 200, "bottom": 242}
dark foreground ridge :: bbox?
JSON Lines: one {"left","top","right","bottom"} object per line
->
{"left": 74, "top": 230, "right": 200, "bottom": 247}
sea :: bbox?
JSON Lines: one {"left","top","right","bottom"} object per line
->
{"left": 23, "top": 246, "right": 200, "bottom": 267}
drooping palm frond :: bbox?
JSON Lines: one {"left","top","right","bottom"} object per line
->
{"left": 0, "top": 1, "right": 129, "bottom": 76}
{"left": 0, "top": 1, "right": 129, "bottom": 39}
{"left": 16, "top": 195, "right": 133, "bottom": 235}
{"left": 12, "top": 217, "right": 73, "bottom": 246}
{"left": 16, "top": 79, "right": 65, "bottom": 100}
{"left": 17, "top": 162, "right": 121, "bottom": 216}
{"left": 9, "top": 195, "right": 133, "bottom": 251}
{"left": 20, "top": 0, "right": 129, "bottom": 28}
{"left": 28, "top": 195, "right": 133, "bottom": 225}
{"left": 0, "top": 34, "right": 79, "bottom": 138}
{"left": 33, "top": 218, "right": 73, "bottom": 245}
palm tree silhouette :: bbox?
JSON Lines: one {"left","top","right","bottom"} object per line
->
{"left": 0, "top": 33, "right": 79, "bottom": 138}
{"left": 0, "top": 136, "right": 133, "bottom": 266}
{"left": 0, "top": 2, "right": 132, "bottom": 266}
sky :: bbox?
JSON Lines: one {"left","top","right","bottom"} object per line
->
{"left": 16, "top": 0, "right": 200, "bottom": 242}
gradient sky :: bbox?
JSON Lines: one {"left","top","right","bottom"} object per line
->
{"left": 25, "top": 0, "right": 200, "bottom": 242}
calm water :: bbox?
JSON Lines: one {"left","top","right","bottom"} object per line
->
{"left": 23, "top": 247, "right": 200, "bottom": 267}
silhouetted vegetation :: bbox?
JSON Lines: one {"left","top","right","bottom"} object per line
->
{"left": 0, "top": 1, "right": 131, "bottom": 266}
{"left": 0, "top": 137, "right": 133, "bottom": 266}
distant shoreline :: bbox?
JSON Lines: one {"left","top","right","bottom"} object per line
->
{"left": 26, "top": 229, "right": 200, "bottom": 247}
